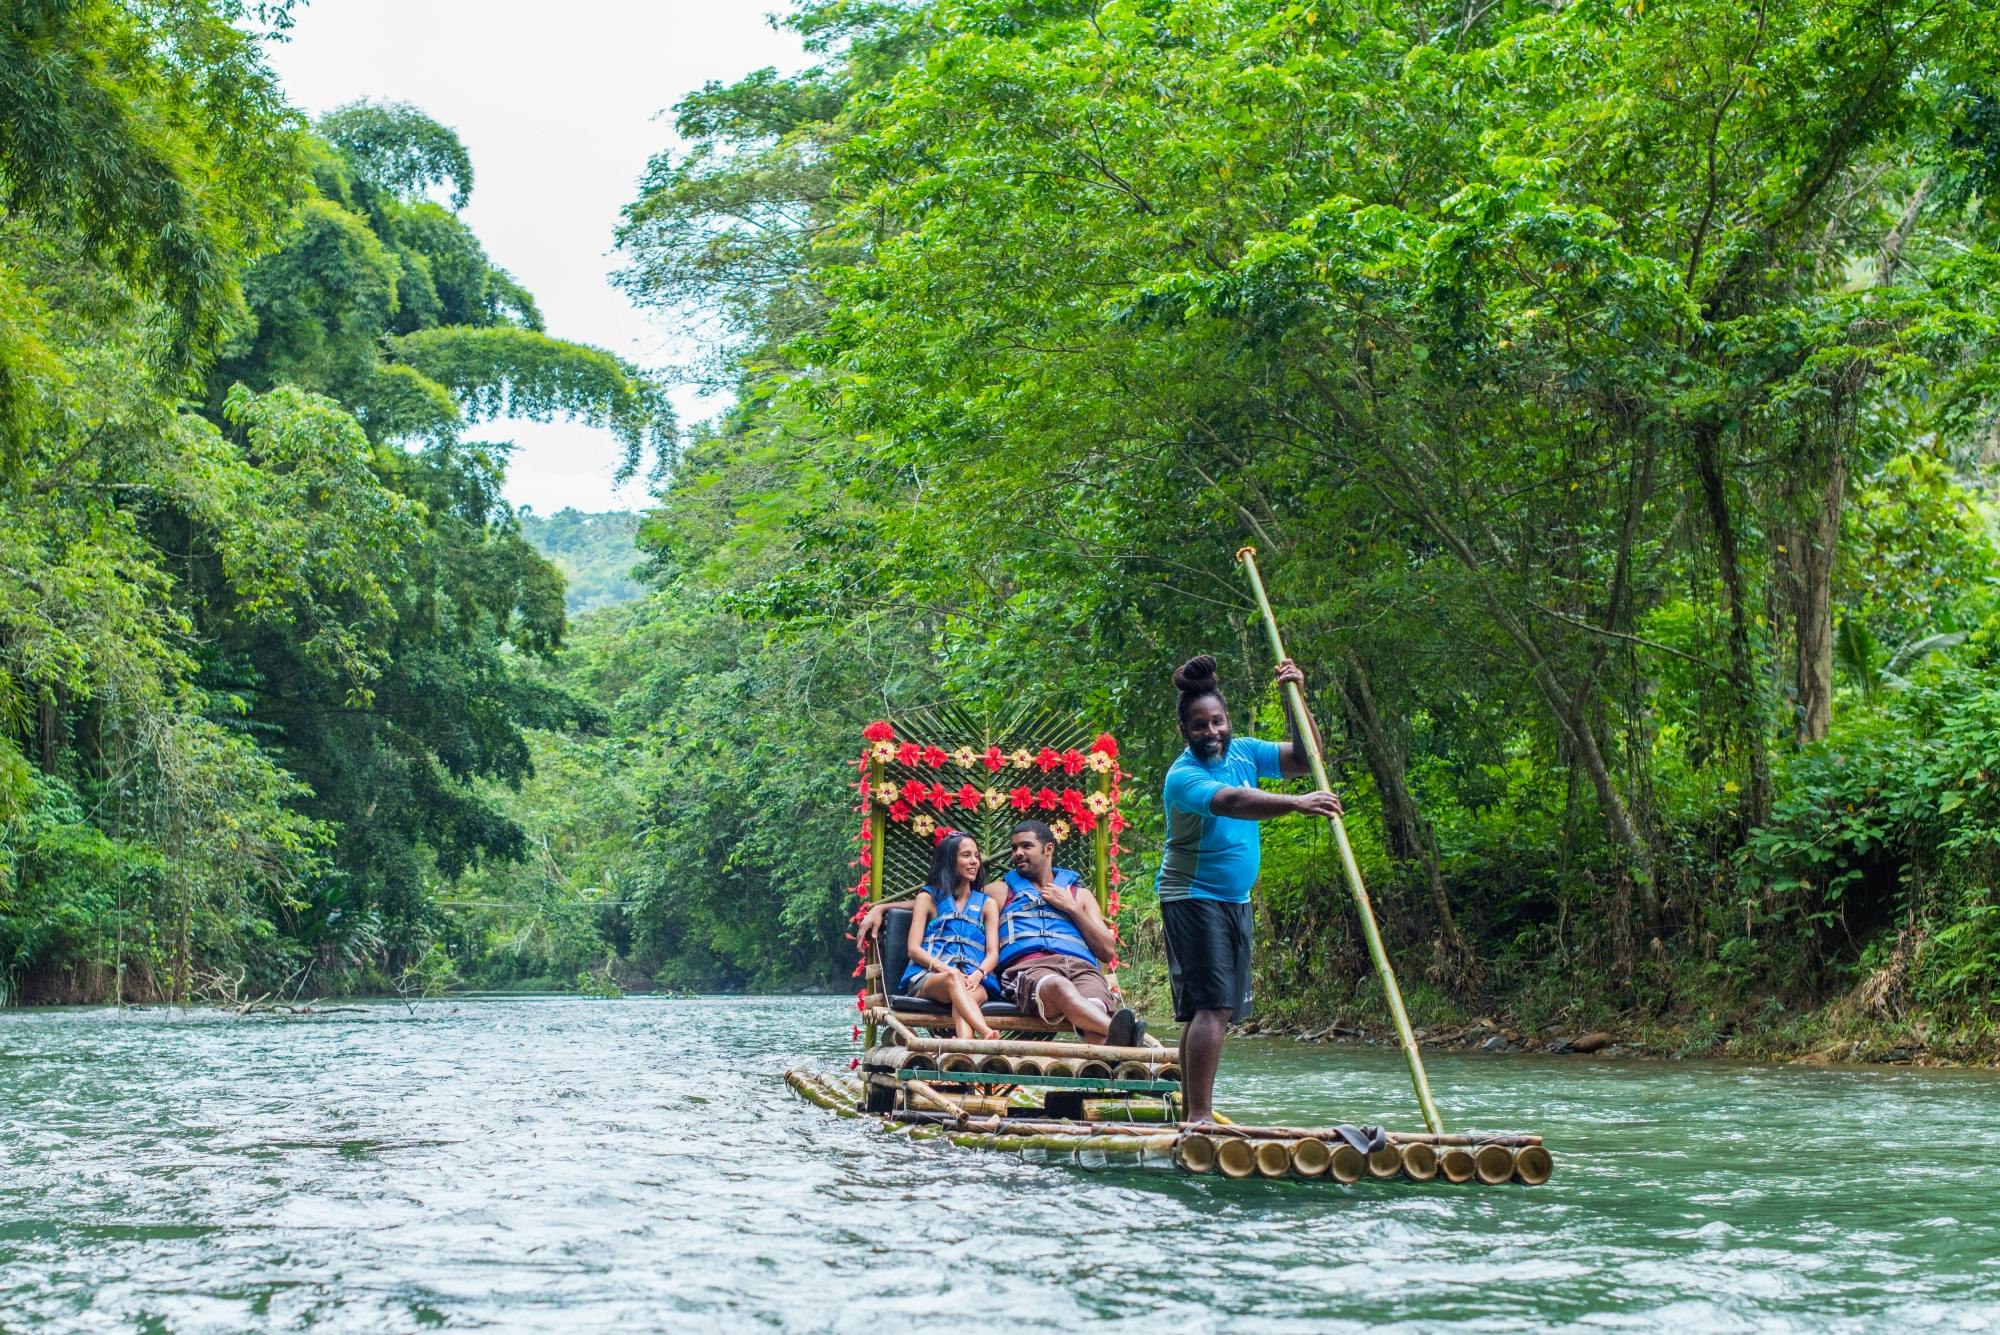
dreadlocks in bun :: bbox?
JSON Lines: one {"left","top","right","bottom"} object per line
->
{"left": 1174, "top": 654, "right": 1226, "bottom": 727}
{"left": 1172, "top": 654, "right": 1220, "bottom": 694}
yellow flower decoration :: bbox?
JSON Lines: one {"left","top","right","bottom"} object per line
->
{"left": 911, "top": 813, "right": 936, "bottom": 838}
{"left": 873, "top": 782, "right": 901, "bottom": 805}
{"left": 1084, "top": 791, "right": 1112, "bottom": 815}
{"left": 1084, "top": 751, "right": 1114, "bottom": 773}
{"left": 870, "top": 740, "right": 897, "bottom": 763}
{"left": 1049, "top": 819, "right": 1073, "bottom": 843}
{"left": 1007, "top": 748, "right": 1033, "bottom": 769}
{"left": 949, "top": 746, "right": 977, "bottom": 768}
{"left": 983, "top": 788, "right": 1007, "bottom": 810}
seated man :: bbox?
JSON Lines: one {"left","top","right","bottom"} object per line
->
{"left": 854, "top": 819, "right": 1144, "bottom": 1047}
{"left": 991, "top": 819, "right": 1144, "bottom": 1048}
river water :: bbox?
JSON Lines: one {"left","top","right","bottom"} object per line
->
{"left": 2, "top": 996, "right": 1996, "bottom": 1332}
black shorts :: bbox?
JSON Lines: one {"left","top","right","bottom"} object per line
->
{"left": 1160, "top": 897, "right": 1253, "bottom": 1023}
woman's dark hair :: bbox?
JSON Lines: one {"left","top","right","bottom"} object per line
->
{"left": 1173, "top": 653, "right": 1226, "bottom": 726}
{"left": 923, "top": 832, "right": 981, "bottom": 902}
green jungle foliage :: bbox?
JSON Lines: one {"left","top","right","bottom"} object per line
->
{"left": 576, "top": 0, "right": 2000, "bottom": 1046}
{"left": 518, "top": 510, "right": 647, "bottom": 613}
{"left": 7, "top": 1, "right": 2000, "bottom": 1057}
{"left": 0, "top": 7, "right": 669, "bottom": 1004}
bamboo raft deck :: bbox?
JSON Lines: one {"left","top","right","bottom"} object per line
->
{"left": 789, "top": 1033, "right": 1554, "bottom": 1186}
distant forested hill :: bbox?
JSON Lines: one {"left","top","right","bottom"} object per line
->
{"left": 519, "top": 510, "right": 645, "bottom": 612}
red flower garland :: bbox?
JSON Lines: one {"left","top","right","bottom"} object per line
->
{"left": 847, "top": 726, "right": 1127, "bottom": 1054}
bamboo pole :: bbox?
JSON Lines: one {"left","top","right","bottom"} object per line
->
{"left": 1082, "top": 1100, "right": 1173, "bottom": 1123}
{"left": 1236, "top": 546, "right": 1445, "bottom": 1136}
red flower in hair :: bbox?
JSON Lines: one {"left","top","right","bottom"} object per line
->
{"left": 863, "top": 720, "right": 895, "bottom": 742}
{"left": 982, "top": 745, "right": 1006, "bottom": 771}
{"left": 1090, "top": 733, "right": 1119, "bottom": 758}
{"left": 1060, "top": 788, "right": 1085, "bottom": 816}
{"left": 926, "top": 782, "right": 952, "bottom": 810}
{"left": 922, "top": 744, "right": 949, "bottom": 768}
{"left": 933, "top": 826, "right": 956, "bottom": 845}
{"left": 1008, "top": 786, "right": 1033, "bottom": 810}
{"left": 888, "top": 800, "right": 913, "bottom": 823}
{"left": 895, "top": 742, "right": 921, "bottom": 766}
{"left": 957, "top": 783, "right": 983, "bottom": 809}
{"left": 1060, "top": 749, "right": 1085, "bottom": 775}
{"left": 1036, "top": 787, "right": 1060, "bottom": 811}
{"left": 1035, "top": 746, "right": 1060, "bottom": 772}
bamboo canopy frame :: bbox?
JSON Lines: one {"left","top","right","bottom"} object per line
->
{"left": 1236, "top": 546, "right": 1446, "bottom": 1135}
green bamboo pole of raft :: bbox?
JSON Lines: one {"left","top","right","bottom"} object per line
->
{"left": 1236, "top": 545, "right": 1445, "bottom": 1135}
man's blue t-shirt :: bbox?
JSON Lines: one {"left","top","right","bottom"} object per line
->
{"left": 1155, "top": 737, "right": 1285, "bottom": 904}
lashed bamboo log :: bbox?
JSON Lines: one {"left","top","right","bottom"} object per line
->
{"left": 1254, "top": 1140, "right": 1291, "bottom": 1178}
{"left": 1512, "top": 1145, "right": 1555, "bottom": 1186}
{"left": 1439, "top": 1147, "right": 1476, "bottom": 1184}
{"left": 939, "top": 1052, "right": 978, "bottom": 1073}
{"left": 1400, "top": 1142, "right": 1439, "bottom": 1182}
{"left": 1178, "top": 1132, "right": 1218, "bottom": 1174}
{"left": 977, "top": 1053, "right": 1014, "bottom": 1075}
{"left": 1290, "top": 1138, "right": 1331, "bottom": 1178}
{"left": 1215, "top": 1137, "right": 1256, "bottom": 1179}
{"left": 1076, "top": 1059, "right": 1113, "bottom": 1081}
{"left": 892, "top": 1031, "right": 1168, "bottom": 1063}
{"left": 786, "top": 1069, "right": 860, "bottom": 1116}
{"left": 1013, "top": 1055, "right": 1051, "bottom": 1076}
{"left": 904, "top": 1079, "right": 966, "bottom": 1115}
{"left": 1184, "top": 1122, "right": 1542, "bottom": 1147}
{"left": 1329, "top": 1144, "right": 1365, "bottom": 1183}
{"left": 1367, "top": 1145, "right": 1403, "bottom": 1180}
{"left": 1474, "top": 1143, "right": 1514, "bottom": 1185}
{"left": 1113, "top": 1061, "right": 1156, "bottom": 1081}
{"left": 1043, "top": 1057, "right": 1077, "bottom": 1078}
{"left": 1082, "top": 1100, "right": 1173, "bottom": 1123}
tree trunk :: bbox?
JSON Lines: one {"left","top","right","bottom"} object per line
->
{"left": 1690, "top": 423, "right": 1773, "bottom": 826}
{"left": 1337, "top": 650, "right": 1479, "bottom": 990}
{"left": 1787, "top": 450, "right": 1846, "bottom": 744}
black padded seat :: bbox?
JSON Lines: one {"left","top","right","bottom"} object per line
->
{"left": 879, "top": 905, "right": 1023, "bottom": 1018}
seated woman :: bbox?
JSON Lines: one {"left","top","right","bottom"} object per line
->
{"left": 901, "top": 833, "right": 1002, "bottom": 1041}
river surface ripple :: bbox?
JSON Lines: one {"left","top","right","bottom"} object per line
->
{"left": 2, "top": 996, "right": 1998, "bottom": 1332}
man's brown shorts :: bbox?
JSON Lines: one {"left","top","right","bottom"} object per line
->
{"left": 1001, "top": 953, "right": 1114, "bottom": 1021}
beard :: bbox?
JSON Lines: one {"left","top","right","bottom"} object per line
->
{"left": 1191, "top": 734, "right": 1228, "bottom": 761}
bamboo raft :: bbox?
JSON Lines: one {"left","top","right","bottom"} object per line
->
{"left": 816, "top": 585, "right": 1555, "bottom": 1188}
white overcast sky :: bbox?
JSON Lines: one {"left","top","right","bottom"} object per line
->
{"left": 263, "top": 1, "right": 807, "bottom": 514}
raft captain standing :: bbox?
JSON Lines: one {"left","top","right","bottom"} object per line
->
{"left": 1156, "top": 654, "right": 1343, "bottom": 1125}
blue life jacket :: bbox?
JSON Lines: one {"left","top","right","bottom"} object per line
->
{"left": 899, "top": 888, "right": 999, "bottom": 996}
{"left": 996, "top": 868, "right": 1097, "bottom": 968}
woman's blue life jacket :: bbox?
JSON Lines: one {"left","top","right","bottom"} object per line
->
{"left": 900, "top": 886, "right": 1002, "bottom": 998}
{"left": 996, "top": 868, "right": 1098, "bottom": 969}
